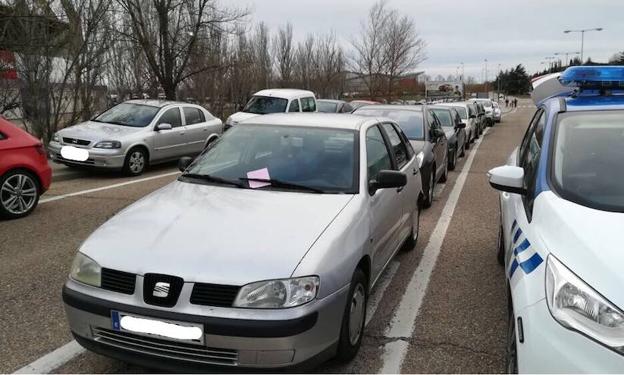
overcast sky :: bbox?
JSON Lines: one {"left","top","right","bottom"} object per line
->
{"left": 226, "top": 0, "right": 623, "bottom": 81}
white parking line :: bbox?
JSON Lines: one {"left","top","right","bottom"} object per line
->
{"left": 40, "top": 171, "right": 180, "bottom": 204}
{"left": 366, "top": 260, "right": 400, "bottom": 326}
{"left": 13, "top": 341, "right": 84, "bottom": 374}
{"left": 379, "top": 128, "right": 490, "bottom": 374}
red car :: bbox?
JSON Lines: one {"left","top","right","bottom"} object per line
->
{"left": 0, "top": 117, "right": 52, "bottom": 219}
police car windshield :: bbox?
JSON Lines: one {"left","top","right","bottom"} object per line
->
{"left": 553, "top": 110, "right": 624, "bottom": 212}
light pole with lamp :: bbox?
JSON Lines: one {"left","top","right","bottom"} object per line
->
{"left": 563, "top": 28, "right": 603, "bottom": 64}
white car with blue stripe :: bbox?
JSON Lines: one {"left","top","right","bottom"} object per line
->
{"left": 488, "top": 66, "right": 624, "bottom": 373}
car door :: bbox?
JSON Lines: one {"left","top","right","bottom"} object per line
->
{"left": 182, "top": 106, "right": 211, "bottom": 154}
{"left": 427, "top": 110, "right": 447, "bottom": 178}
{"left": 365, "top": 124, "right": 404, "bottom": 280}
{"left": 501, "top": 109, "right": 546, "bottom": 280}
{"left": 152, "top": 106, "right": 186, "bottom": 161}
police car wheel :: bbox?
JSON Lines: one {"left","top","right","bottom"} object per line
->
{"left": 497, "top": 224, "right": 505, "bottom": 266}
{"left": 506, "top": 307, "right": 519, "bottom": 374}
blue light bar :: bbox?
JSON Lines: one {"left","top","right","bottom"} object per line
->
{"left": 559, "top": 66, "right": 624, "bottom": 89}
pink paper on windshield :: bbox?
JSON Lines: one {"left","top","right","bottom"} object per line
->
{"left": 246, "top": 168, "right": 271, "bottom": 189}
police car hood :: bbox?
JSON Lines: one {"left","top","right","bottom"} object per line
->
{"left": 536, "top": 191, "right": 624, "bottom": 308}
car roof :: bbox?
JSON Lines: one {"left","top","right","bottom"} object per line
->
{"left": 317, "top": 99, "right": 345, "bottom": 104}
{"left": 125, "top": 99, "right": 188, "bottom": 108}
{"left": 240, "top": 113, "right": 377, "bottom": 130}
{"left": 253, "top": 89, "right": 315, "bottom": 99}
{"left": 355, "top": 104, "right": 424, "bottom": 112}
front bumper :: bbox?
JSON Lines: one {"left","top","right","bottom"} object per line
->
{"left": 48, "top": 142, "right": 125, "bottom": 169}
{"left": 63, "top": 281, "right": 348, "bottom": 370}
{"left": 517, "top": 299, "right": 624, "bottom": 373}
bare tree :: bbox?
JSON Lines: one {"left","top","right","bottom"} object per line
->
{"left": 252, "top": 22, "right": 272, "bottom": 91}
{"left": 116, "top": 0, "right": 247, "bottom": 99}
{"left": 293, "top": 35, "right": 315, "bottom": 90}
{"left": 273, "top": 22, "right": 293, "bottom": 86}
{"left": 315, "top": 33, "right": 345, "bottom": 98}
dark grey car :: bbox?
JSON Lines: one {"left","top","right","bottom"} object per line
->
{"left": 430, "top": 106, "right": 467, "bottom": 171}
{"left": 353, "top": 105, "right": 448, "bottom": 208}
{"left": 317, "top": 99, "right": 354, "bottom": 113}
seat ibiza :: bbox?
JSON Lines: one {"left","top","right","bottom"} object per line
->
{"left": 63, "top": 113, "right": 422, "bottom": 370}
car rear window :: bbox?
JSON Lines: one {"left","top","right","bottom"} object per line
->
{"left": 318, "top": 101, "right": 338, "bottom": 113}
{"left": 184, "top": 107, "right": 205, "bottom": 125}
{"left": 552, "top": 110, "right": 624, "bottom": 212}
{"left": 431, "top": 109, "right": 454, "bottom": 128}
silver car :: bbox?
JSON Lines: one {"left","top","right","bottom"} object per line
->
{"left": 48, "top": 100, "right": 223, "bottom": 175}
{"left": 62, "top": 113, "right": 422, "bottom": 370}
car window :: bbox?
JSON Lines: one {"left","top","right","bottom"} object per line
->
{"left": 355, "top": 108, "right": 424, "bottom": 140}
{"left": 301, "top": 97, "right": 316, "bottom": 112}
{"left": 157, "top": 107, "right": 182, "bottom": 127}
{"left": 427, "top": 111, "right": 441, "bottom": 130}
{"left": 381, "top": 123, "right": 409, "bottom": 169}
{"left": 519, "top": 110, "right": 545, "bottom": 219}
{"left": 183, "top": 107, "right": 205, "bottom": 125}
{"left": 431, "top": 109, "right": 453, "bottom": 128}
{"left": 519, "top": 109, "right": 545, "bottom": 161}
{"left": 288, "top": 99, "right": 300, "bottom": 112}
{"left": 316, "top": 101, "right": 336, "bottom": 113}
{"left": 366, "top": 125, "right": 392, "bottom": 181}
{"left": 243, "top": 96, "right": 288, "bottom": 114}
{"left": 341, "top": 103, "right": 353, "bottom": 113}
{"left": 0, "top": 131, "right": 5, "bottom": 140}
{"left": 454, "top": 106, "right": 468, "bottom": 119}
{"left": 552, "top": 110, "right": 624, "bottom": 212}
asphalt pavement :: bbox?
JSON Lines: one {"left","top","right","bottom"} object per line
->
{"left": 0, "top": 101, "right": 534, "bottom": 374}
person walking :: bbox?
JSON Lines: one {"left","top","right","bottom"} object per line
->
{"left": 514, "top": 98, "right": 518, "bottom": 108}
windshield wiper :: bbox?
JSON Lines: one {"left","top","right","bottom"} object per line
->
{"left": 181, "top": 173, "right": 246, "bottom": 188}
{"left": 239, "top": 177, "right": 326, "bottom": 193}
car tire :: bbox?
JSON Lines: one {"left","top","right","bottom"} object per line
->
{"left": 440, "top": 158, "right": 448, "bottom": 182}
{"left": 497, "top": 224, "right": 505, "bottom": 266}
{"left": 0, "top": 169, "right": 40, "bottom": 220}
{"left": 448, "top": 149, "right": 457, "bottom": 171}
{"left": 335, "top": 268, "right": 368, "bottom": 363}
{"left": 404, "top": 204, "right": 420, "bottom": 251}
{"left": 506, "top": 298, "right": 519, "bottom": 374}
{"left": 465, "top": 136, "right": 471, "bottom": 150}
{"left": 422, "top": 166, "right": 435, "bottom": 208}
{"left": 459, "top": 143, "right": 466, "bottom": 157}
{"left": 123, "top": 147, "right": 147, "bottom": 176}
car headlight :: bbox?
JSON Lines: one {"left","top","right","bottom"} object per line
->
{"left": 546, "top": 255, "right": 624, "bottom": 352}
{"left": 52, "top": 133, "right": 60, "bottom": 142}
{"left": 94, "top": 141, "right": 121, "bottom": 149}
{"left": 233, "top": 276, "right": 320, "bottom": 308}
{"left": 69, "top": 252, "right": 101, "bottom": 287}
{"left": 415, "top": 151, "right": 425, "bottom": 169}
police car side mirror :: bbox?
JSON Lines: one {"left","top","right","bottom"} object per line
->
{"left": 487, "top": 166, "right": 526, "bottom": 195}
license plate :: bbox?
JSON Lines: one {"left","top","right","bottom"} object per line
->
{"left": 111, "top": 311, "right": 204, "bottom": 344}
{"left": 60, "top": 146, "right": 89, "bottom": 162}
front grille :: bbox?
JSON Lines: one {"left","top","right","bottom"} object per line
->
{"left": 190, "top": 283, "right": 240, "bottom": 307}
{"left": 101, "top": 268, "right": 136, "bottom": 295}
{"left": 62, "top": 137, "right": 90, "bottom": 146}
{"left": 93, "top": 327, "right": 238, "bottom": 366}
{"left": 56, "top": 154, "right": 95, "bottom": 165}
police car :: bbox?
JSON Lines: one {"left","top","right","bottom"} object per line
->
{"left": 488, "top": 66, "right": 624, "bottom": 373}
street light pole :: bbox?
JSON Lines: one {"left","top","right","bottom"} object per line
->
{"left": 484, "top": 59, "right": 488, "bottom": 97}
{"left": 563, "top": 28, "right": 603, "bottom": 64}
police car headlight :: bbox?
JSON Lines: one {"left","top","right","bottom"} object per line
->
{"left": 546, "top": 255, "right": 624, "bottom": 351}
{"left": 69, "top": 252, "right": 101, "bottom": 287}
{"left": 233, "top": 276, "right": 319, "bottom": 308}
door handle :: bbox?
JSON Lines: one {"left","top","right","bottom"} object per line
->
{"left": 396, "top": 186, "right": 404, "bottom": 193}
{"left": 412, "top": 168, "right": 418, "bottom": 175}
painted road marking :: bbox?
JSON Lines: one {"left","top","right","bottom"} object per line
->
{"left": 366, "top": 260, "right": 400, "bottom": 327}
{"left": 379, "top": 128, "right": 490, "bottom": 374}
{"left": 40, "top": 171, "right": 180, "bottom": 204}
{"left": 13, "top": 341, "right": 85, "bottom": 374}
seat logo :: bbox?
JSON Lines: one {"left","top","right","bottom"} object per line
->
{"left": 153, "top": 282, "right": 170, "bottom": 298}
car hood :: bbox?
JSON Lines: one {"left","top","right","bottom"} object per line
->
{"left": 409, "top": 140, "right": 426, "bottom": 153}
{"left": 228, "top": 112, "right": 262, "bottom": 124}
{"left": 57, "top": 121, "right": 144, "bottom": 144}
{"left": 536, "top": 192, "right": 624, "bottom": 308}
{"left": 80, "top": 181, "right": 355, "bottom": 285}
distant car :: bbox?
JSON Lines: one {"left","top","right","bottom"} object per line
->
{"left": 0, "top": 117, "right": 52, "bottom": 219}
{"left": 492, "top": 102, "right": 502, "bottom": 123}
{"left": 430, "top": 106, "right": 466, "bottom": 171}
{"left": 470, "top": 98, "right": 495, "bottom": 127}
{"left": 353, "top": 104, "right": 447, "bottom": 208}
{"left": 317, "top": 99, "right": 353, "bottom": 113}
{"left": 225, "top": 89, "right": 317, "bottom": 128}
{"left": 48, "top": 100, "right": 223, "bottom": 176}
{"left": 349, "top": 100, "right": 379, "bottom": 111}
{"left": 489, "top": 66, "right": 624, "bottom": 373}
{"left": 63, "top": 113, "right": 422, "bottom": 371}
{"left": 472, "top": 101, "right": 486, "bottom": 137}
{"left": 439, "top": 102, "right": 477, "bottom": 149}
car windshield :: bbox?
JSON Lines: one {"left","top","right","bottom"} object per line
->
{"left": 552, "top": 110, "right": 624, "bottom": 212}
{"left": 184, "top": 124, "right": 357, "bottom": 193}
{"left": 93, "top": 103, "right": 160, "bottom": 127}
{"left": 432, "top": 109, "right": 454, "bottom": 128}
{"left": 355, "top": 109, "right": 424, "bottom": 140}
{"left": 317, "top": 101, "right": 338, "bottom": 113}
{"left": 242, "top": 96, "right": 288, "bottom": 114}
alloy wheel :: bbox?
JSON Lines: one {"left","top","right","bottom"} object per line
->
{"left": 348, "top": 283, "right": 366, "bottom": 345}
{"left": 128, "top": 151, "right": 145, "bottom": 174}
{"left": 1, "top": 174, "right": 37, "bottom": 215}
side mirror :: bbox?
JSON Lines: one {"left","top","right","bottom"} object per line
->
{"left": 431, "top": 128, "right": 445, "bottom": 139}
{"left": 155, "top": 123, "right": 173, "bottom": 131}
{"left": 369, "top": 170, "right": 407, "bottom": 194}
{"left": 470, "top": 114, "right": 476, "bottom": 119}
{"left": 178, "top": 156, "right": 193, "bottom": 172}
{"left": 487, "top": 166, "right": 526, "bottom": 194}
{"left": 456, "top": 122, "right": 466, "bottom": 129}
